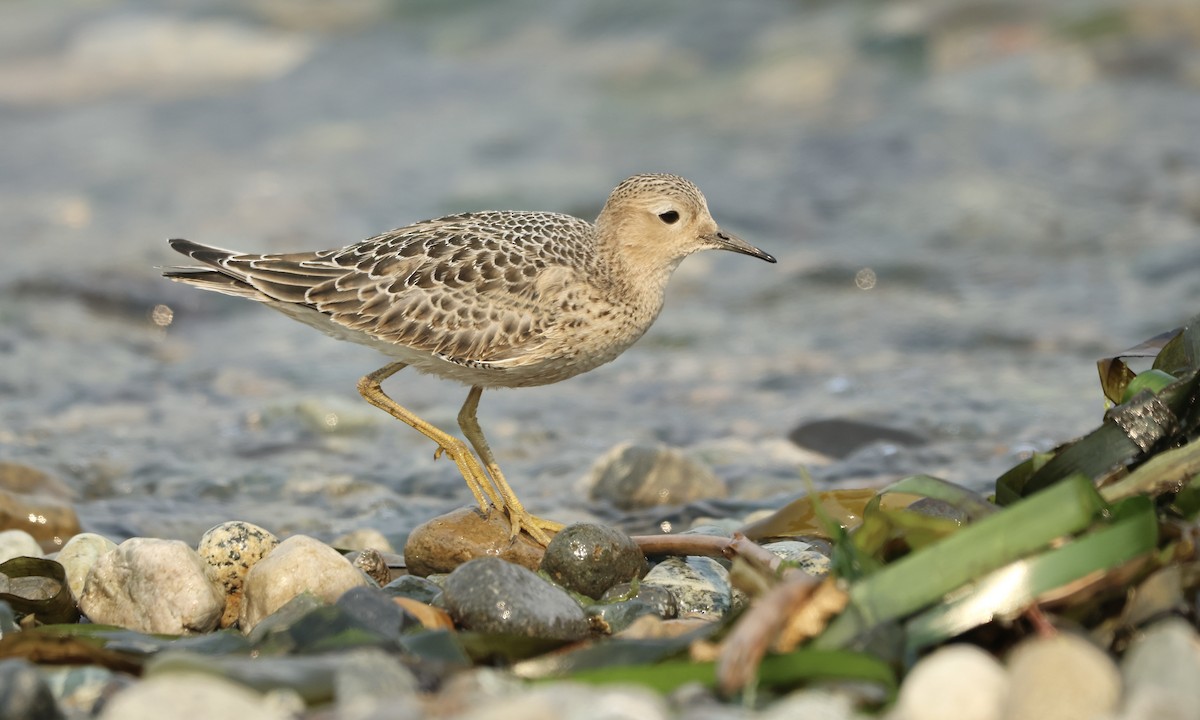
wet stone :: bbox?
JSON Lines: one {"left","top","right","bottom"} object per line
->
{"left": 585, "top": 594, "right": 663, "bottom": 635}
{"left": 586, "top": 442, "right": 726, "bottom": 511}
{"left": 0, "top": 658, "right": 64, "bottom": 720}
{"left": 600, "top": 582, "right": 677, "bottom": 619}
{"left": 640, "top": 556, "right": 732, "bottom": 620}
{"left": 55, "top": 533, "right": 117, "bottom": 601}
{"left": 197, "top": 520, "right": 280, "bottom": 629}
{"left": 442, "top": 557, "right": 589, "bottom": 641}
{"left": 762, "top": 540, "right": 831, "bottom": 577}
{"left": 0, "top": 530, "right": 43, "bottom": 563}
{"left": 238, "top": 534, "right": 370, "bottom": 633}
{"left": 540, "top": 523, "right": 645, "bottom": 600}
{"left": 404, "top": 506, "right": 544, "bottom": 576}
{"left": 78, "top": 538, "right": 224, "bottom": 634}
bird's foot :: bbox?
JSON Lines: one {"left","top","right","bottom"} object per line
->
{"left": 498, "top": 505, "right": 563, "bottom": 546}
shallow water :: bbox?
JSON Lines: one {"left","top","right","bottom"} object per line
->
{"left": 1, "top": 0, "right": 1198, "bottom": 545}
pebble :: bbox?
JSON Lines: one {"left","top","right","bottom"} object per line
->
{"left": 600, "top": 583, "right": 678, "bottom": 619}
{"left": 586, "top": 442, "right": 727, "bottom": 511}
{"left": 334, "top": 585, "right": 417, "bottom": 643}
{"left": 383, "top": 574, "right": 442, "bottom": 604}
{"left": 238, "top": 534, "right": 370, "bottom": 632}
{"left": 39, "top": 665, "right": 126, "bottom": 718}
{"left": 1002, "top": 633, "right": 1119, "bottom": 720}
{"left": 454, "top": 682, "right": 670, "bottom": 720}
{"left": 640, "top": 556, "right": 732, "bottom": 620}
{"left": 350, "top": 547, "right": 391, "bottom": 586}
{"left": 442, "top": 557, "right": 589, "bottom": 641}
{"left": 1120, "top": 618, "right": 1200, "bottom": 720}
{"left": 761, "top": 540, "right": 832, "bottom": 576}
{"left": 404, "top": 506, "right": 544, "bottom": 576}
{"left": 0, "top": 658, "right": 64, "bottom": 720}
{"left": 333, "top": 647, "right": 423, "bottom": 719}
{"left": 331, "top": 527, "right": 395, "bottom": 553}
{"left": 892, "top": 644, "right": 1007, "bottom": 720}
{"left": 95, "top": 672, "right": 290, "bottom": 720}
{"left": 197, "top": 521, "right": 279, "bottom": 628}
{"left": 54, "top": 533, "right": 117, "bottom": 601}
{"left": 761, "top": 688, "right": 858, "bottom": 720}
{"left": 0, "top": 529, "right": 44, "bottom": 563}
{"left": 540, "top": 523, "right": 645, "bottom": 600}
{"left": 78, "top": 538, "right": 224, "bottom": 634}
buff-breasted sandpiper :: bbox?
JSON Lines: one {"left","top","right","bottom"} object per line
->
{"left": 164, "top": 173, "right": 776, "bottom": 545}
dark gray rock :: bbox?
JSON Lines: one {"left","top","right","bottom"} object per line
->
{"left": 442, "top": 557, "right": 588, "bottom": 641}
{"left": 382, "top": 574, "right": 442, "bottom": 604}
{"left": 599, "top": 583, "right": 677, "bottom": 619}
{"left": 335, "top": 585, "right": 418, "bottom": 642}
{"left": 540, "top": 523, "right": 645, "bottom": 600}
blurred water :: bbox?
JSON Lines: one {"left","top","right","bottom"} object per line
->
{"left": 1, "top": 0, "right": 1198, "bottom": 544}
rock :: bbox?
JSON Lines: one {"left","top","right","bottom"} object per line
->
{"left": 893, "top": 644, "right": 1007, "bottom": 720}
{"left": 787, "top": 418, "right": 926, "bottom": 459}
{"left": 55, "top": 533, "right": 117, "bottom": 601}
{"left": 760, "top": 688, "right": 857, "bottom": 720}
{"left": 1002, "top": 633, "right": 1119, "bottom": 720}
{"left": 600, "top": 583, "right": 677, "bottom": 619}
{"left": 196, "top": 521, "right": 279, "bottom": 629}
{"left": 78, "top": 538, "right": 223, "bottom": 634}
{"left": 382, "top": 574, "right": 442, "bottom": 604}
{"left": 454, "top": 682, "right": 669, "bottom": 720}
{"left": 333, "top": 647, "right": 423, "bottom": 719}
{"left": 96, "top": 672, "right": 289, "bottom": 720}
{"left": 350, "top": 547, "right": 391, "bottom": 586}
{"left": 404, "top": 506, "right": 544, "bottom": 576}
{"left": 442, "top": 557, "right": 589, "bottom": 641}
{"left": 238, "top": 535, "right": 370, "bottom": 632}
{"left": 334, "top": 586, "right": 417, "bottom": 642}
{"left": 586, "top": 442, "right": 726, "bottom": 511}
{"left": 640, "top": 556, "right": 732, "bottom": 620}
{"left": 331, "top": 528, "right": 395, "bottom": 553}
{"left": 0, "top": 658, "right": 64, "bottom": 720}
{"left": 1120, "top": 617, "right": 1200, "bottom": 720}
{"left": 540, "top": 523, "right": 645, "bottom": 600}
{"left": 0, "top": 530, "right": 44, "bottom": 563}
{"left": 39, "top": 664, "right": 127, "bottom": 719}
{"left": 762, "top": 540, "right": 831, "bottom": 576}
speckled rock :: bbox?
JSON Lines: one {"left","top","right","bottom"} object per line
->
{"left": 55, "top": 533, "right": 117, "bottom": 600}
{"left": 349, "top": 547, "right": 391, "bottom": 586}
{"left": 96, "top": 671, "right": 290, "bottom": 720}
{"left": 640, "top": 556, "right": 731, "bottom": 620}
{"left": 0, "top": 530, "right": 43, "bottom": 563}
{"left": 78, "top": 538, "right": 224, "bottom": 634}
{"left": 0, "top": 659, "right": 64, "bottom": 720}
{"left": 540, "top": 523, "right": 644, "bottom": 600}
{"left": 1002, "top": 633, "right": 1119, "bottom": 720}
{"left": 238, "top": 534, "right": 370, "bottom": 632}
{"left": 197, "top": 521, "right": 279, "bottom": 629}
{"left": 893, "top": 644, "right": 1007, "bottom": 720}
{"left": 586, "top": 442, "right": 726, "bottom": 511}
{"left": 442, "top": 557, "right": 589, "bottom": 641}
{"left": 404, "top": 506, "right": 545, "bottom": 576}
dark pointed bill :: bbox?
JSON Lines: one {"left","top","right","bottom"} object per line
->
{"left": 707, "top": 230, "right": 776, "bottom": 263}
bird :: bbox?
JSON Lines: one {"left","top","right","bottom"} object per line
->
{"left": 163, "top": 173, "right": 776, "bottom": 545}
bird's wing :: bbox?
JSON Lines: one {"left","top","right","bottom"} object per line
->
{"left": 165, "top": 212, "right": 594, "bottom": 367}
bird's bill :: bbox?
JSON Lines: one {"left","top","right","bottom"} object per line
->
{"left": 707, "top": 230, "right": 777, "bottom": 263}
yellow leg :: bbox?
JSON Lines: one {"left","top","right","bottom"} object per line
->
{"left": 458, "top": 386, "right": 563, "bottom": 545}
{"left": 357, "top": 362, "right": 500, "bottom": 510}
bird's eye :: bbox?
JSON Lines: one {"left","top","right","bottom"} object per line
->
{"left": 658, "top": 210, "right": 680, "bottom": 224}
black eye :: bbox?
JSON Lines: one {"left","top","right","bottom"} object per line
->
{"left": 658, "top": 210, "right": 680, "bottom": 224}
